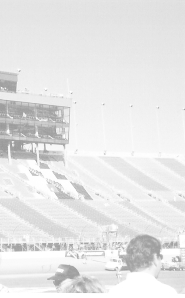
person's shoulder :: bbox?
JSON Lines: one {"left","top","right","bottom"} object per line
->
{"left": 109, "top": 279, "right": 177, "bottom": 296}
{"left": 156, "top": 280, "right": 177, "bottom": 295}
{"left": 108, "top": 280, "right": 128, "bottom": 294}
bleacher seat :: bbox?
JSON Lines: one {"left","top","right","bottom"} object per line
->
{"left": 71, "top": 182, "right": 93, "bottom": 200}
{"left": 0, "top": 172, "right": 34, "bottom": 198}
{"left": 118, "top": 200, "right": 171, "bottom": 231}
{"left": 53, "top": 171, "right": 67, "bottom": 180}
{"left": 55, "top": 191, "right": 75, "bottom": 200}
{"left": 86, "top": 200, "right": 174, "bottom": 238}
{"left": 69, "top": 156, "right": 157, "bottom": 201}
{"left": 101, "top": 156, "right": 168, "bottom": 191}
{"left": 0, "top": 203, "right": 49, "bottom": 240}
{"left": 40, "top": 162, "right": 50, "bottom": 169}
{"left": 0, "top": 199, "right": 77, "bottom": 238}
{"left": 59, "top": 200, "right": 138, "bottom": 237}
{"left": 169, "top": 201, "right": 185, "bottom": 213}
{"left": 124, "top": 157, "right": 185, "bottom": 199}
{"left": 24, "top": 198, "right": 100, "bottom": 238}
{"left": 156, "top": 158, "right": 185, "bottom": 179}
{"left": 132, "top": 200, "right": 185, "bottom": 230}
{"left": 1, "top": 153, "right": 185, "bottom": 241}
{"left": 0, "top": 232, "right": 6, "bottom": 239}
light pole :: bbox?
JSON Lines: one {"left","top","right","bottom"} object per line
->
{"left": 12, "top": 223, "right": 21, "bottom": 238}
{"left": 79, "top": 225, "right": 88, "bottom": 243}
{"left": 182, "top": 108, "right": 185, "bottom": 150}
{"left": 145, "top": 224, "right": 151, "bottom": 233}
{"left": 129, "top": 104, "right": 134, "bottom": 155}
{"left": 73, "top": 101, "right": 78, "bottom": 153}
{"left": 101, "top": 103, "right": 107, "bottom": 155}
{"left": 156, "top": 106, "right": 161, "bottom": 156}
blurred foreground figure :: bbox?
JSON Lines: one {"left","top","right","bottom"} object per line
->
{"left": 0, "top": 254, "right": 10, "bottom": 293}
{"left": 58, "top": 275, "right": 106, "bottom": 293}
{"left": 109, "top": 234, "right": 177, "bottom": 296}
{"left": 47, "top": 264, "right": 80, "bottom": 292}
{"left": 0, "top": 284, "right": 10, "bottom": 293}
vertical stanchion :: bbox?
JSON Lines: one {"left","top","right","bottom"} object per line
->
{"left": 73, "top": 101, "right": 78, "bottom": 153}
{"left": 182, "top": 108, "right": 185, "bottom": 151}
{"left": 7, "top": 141, "right": 12, "bottom": 165}
{"left": 36, "top": 143, "right": 40, "bottom": 167}
{"left": 129, "top": 104, "right": 134, "bottom": 155}
{"left": 156, "top": 106, "right": 161, "bottom": 156}
{"left": 101, "top": 103, "right": 107, "bottom": 154}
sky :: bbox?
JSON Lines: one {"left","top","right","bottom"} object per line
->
{"left": 0, "top": 0, "right": 185, "bottom": 155}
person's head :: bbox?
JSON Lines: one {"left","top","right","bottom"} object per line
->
{"left": 57, "top": 275, "right": 106, "bottom": 293}
{"left": 126, "top": 234, "right": 163, "bottom": 278}
{"left": 47, "top": 264, "right": 80, "bottom": 292}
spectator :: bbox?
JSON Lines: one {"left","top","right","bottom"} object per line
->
{"left": 116, "top": 266, "right": 122, "bottom": 284}
{"left": 47, "top": 264, "right": 80, "bottom": 293}
{"left": 58, "top": 275, "right": 106, "bottom": 293}
{"left": 82, "top": 252, "right": 87, "bottom": 264}
{"left": 109, "top": 234, "right": 177, "bottom": 295}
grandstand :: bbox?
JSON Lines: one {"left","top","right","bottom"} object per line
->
{"left": 0, "top": 71, "right": 184, "bottom": 251}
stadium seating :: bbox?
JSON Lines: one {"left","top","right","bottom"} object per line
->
{"left": 156, "top": 158, "right": 185, "bottom": 178}
{"left": 169, "top": 201, "right": 185, "bottom": 213}
{"left": 0, "top": 199, "right": 77, "bottom": 239}
{"left": 0, "top": 203, "right": 49, "bottom": 240}
{"left": 100, "top": 156, "right": 168, "bottom": 191}
{"left": 0, "top": 171, "right": 34, "bottom": 198}
{"left": 61, "top": 160, "right": 119, "bottom": 200}
{"left": 55, "top": 191, "right": 75, "bottom": 200}
{"left": 52, "top": 171, "right": 67, "bottom": 180}
{"left": 68, "top": 156, "right": 158, "bottom": 201}
{"left": 23, "top": 198, "right": 100, "bottom": 238}
{"left": 39, "top": 162, "right": 50, "bottom": 170}
{"left": 86, "top": 200, "right": 174, "bottom": 238}
{"left": 1, "top": 153, "right": 185, "bottom": 242}
{"left": 117, "top": 200, "right": 172, "bottom": 232}
{"left": 0, "top": 188, "right": 12, "bottom": 198}
{"left": 0, "top": 232, "right": 6, "bottom": 239}
{"left": 126, "top": 157, "right": 185, "bottom": 197}
{"left": 71, "top": 182, "right": 93, "bottom": 200}
{"left": 59, "top": 199, "right": 139, "bottom": 237}
{"left": 132, "top": 200, "right": 185, "bottom": 229}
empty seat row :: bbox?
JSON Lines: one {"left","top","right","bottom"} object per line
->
{"left": 0, "top": 199, "right": 76, "bottom": 238}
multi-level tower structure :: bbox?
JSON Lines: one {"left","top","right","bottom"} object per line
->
{"left": 0, "top": 71, "right": 71, "bottom": 164}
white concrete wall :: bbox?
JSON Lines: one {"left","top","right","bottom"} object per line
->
{"left": 0, "top": 249, "right": 180, "bottom": 275}
{"left": 0, "top": 251, "right": 66, "bottom": 274}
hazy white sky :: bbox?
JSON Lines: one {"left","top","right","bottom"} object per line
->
{"left": 0, "top": 0, "right": 185, "bottom": 154}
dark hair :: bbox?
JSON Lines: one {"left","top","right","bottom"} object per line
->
{"left": 126, "top": 234, "right": 162, "bottom": 272}
{"left": 58, "top": 276, "right": 106, "bottom": 293}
